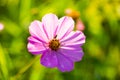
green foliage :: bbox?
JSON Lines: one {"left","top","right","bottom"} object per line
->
{"left": 0, "top": 0, "right": 120, "bottom": 80}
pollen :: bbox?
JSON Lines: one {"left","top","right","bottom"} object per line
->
{"left": 49, "top": 38, "right": 60, "bottom": 51}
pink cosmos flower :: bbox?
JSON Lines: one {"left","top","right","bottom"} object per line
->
{"left": 27, "top": 13, "right": 86, "bottom": 72}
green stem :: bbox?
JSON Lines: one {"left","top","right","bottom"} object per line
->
{"left": 13, "top": 55, "right": 40, "bottom": 80}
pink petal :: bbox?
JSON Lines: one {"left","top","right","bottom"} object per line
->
{"left": 27, "top": 36, "right": 48, "bottom": 54}
{"left": 29, "top": 20, "right": 49, "bottom": 43}
{"left": 60, "top": 31, "right": 86, "bottom": 47}
{"left": 41, "top": 50, "right": 58, "bottom": 68}
{"left": 59, "top": 48, "right": 84, "bottom": 62}
{"left": 55, "top": 16, "right": 74, "bottom": 40}
{"left": 56, "top": 52, "right": 74, "bottom": 72}
{"left": 28, "top": 36, "right": 43, "bottom": 43}
{"left": 42, "top": 13, "right": 58, "bottom": 40}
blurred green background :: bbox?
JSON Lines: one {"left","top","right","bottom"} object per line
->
{"left": 0, "top": 0, "right": 120, "bottom": 80}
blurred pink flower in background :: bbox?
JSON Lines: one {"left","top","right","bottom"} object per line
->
{"left": 27, "top": 13, "right": 86, "bottom": 72}
{"left": 65, "top": 8, "right": 85, "bottom": 31}
{"left": 76, "top": 19, "right": 85, "bottom": 31}
{"left": 0, "top": 23, "right": 4, "bottom": 31}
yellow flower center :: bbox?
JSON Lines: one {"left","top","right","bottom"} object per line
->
{"left": 49, "top": 38, "right": 60, "bottom": 51}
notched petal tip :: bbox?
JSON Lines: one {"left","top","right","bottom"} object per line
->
{"left": 43, "top": 13, "right": 58, "bottom": 17}
{"left": 42, "top": 13, "right": 58, "bottom": 23}
{"left": 61, "top": 16, "right": 74, "bottom": 25}
{"left": 27, "top": 43, "right": 41, "bottom": 55}
{"left": 29, "top": 20, "right": 40, "bottom": 29}
{"left": 80, "top": 31, "right": 86, "bottom": 44}
{"left": 78, "top": 50, "right": 84, "bottom": 61}
{"left": 56, "top": 16, "right": 75, "bottom": 39}
{"left": 29, "top": 20, "right": 41, "bottom": 35}
{"left": 76, "top": 31, "right": 86, "bottom": 44}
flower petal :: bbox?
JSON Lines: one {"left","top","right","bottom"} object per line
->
{"left": 55, "top": 16, "right": 74, "bottom": 40}
{"left": 29, "top": 20, "right": 49, "bottom": 43}
{"left": 42, "top": 13, "right": 58, "bottom": 40}
{"left": 59, "top": 48, "right": 84, "bottom": 62}
{"left": 41, "top": 50, "right": 58, "bottom": 68}
{"left": 27, "top": 36, "right": 48, "bottom": 55}
{"left": 59, "top": 31, "right": 85, "bottom": 62}
{"left": 56, "top": 52, "right": 74, "bottom": 72}
{"left": 60, "top": 31, "right": 85, "bottom": 47}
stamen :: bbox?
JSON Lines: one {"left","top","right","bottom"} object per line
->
{"left": 49, "top": 38, "right": 60, "bottom": 51}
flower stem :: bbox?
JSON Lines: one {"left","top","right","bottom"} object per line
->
{"left": 13, "top": 55, "right": 40, "bottom": 80}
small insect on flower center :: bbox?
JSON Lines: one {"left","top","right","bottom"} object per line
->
{"left": 49, "top": 36, "right": 60, "bottom": 51}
